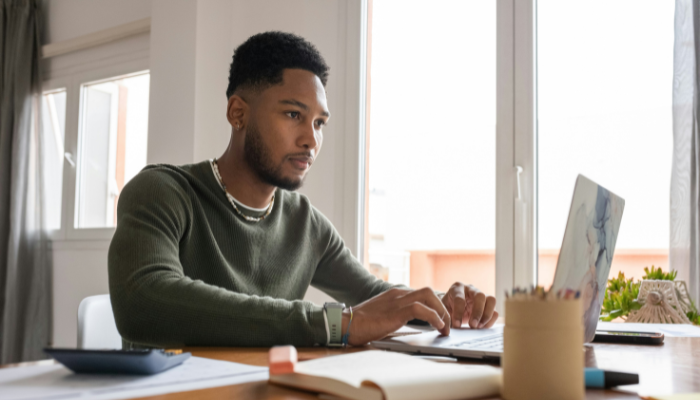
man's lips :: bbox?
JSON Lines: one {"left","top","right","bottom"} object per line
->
{"left": 289, "top": 156, "right": 312, "bottom": 170}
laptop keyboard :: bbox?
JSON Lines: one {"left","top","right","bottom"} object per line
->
{"left": 449, "top": 334, "right": 503, "bottom": 351}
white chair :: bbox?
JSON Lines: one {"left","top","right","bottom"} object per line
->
{"left": 77, "top": 294, "right": 122, "bottom": 349}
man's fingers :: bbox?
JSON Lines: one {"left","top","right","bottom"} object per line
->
{"left": 448, "top": 285, "right": 467, "bottom": 328}
{"left": 451, "top": 296, "right": 467, "bottom": 328}
{"left": 468, "top": 290, "right": 486, "bottom": 329}
{"left": 404, "top": 287, "right": 451, "bottom": 333}
{"left": 482, "top": 311, "right": 499, "bottom": 329}
{"left": 478, "top": 295, "right": 497, "bottom": 328}
{"left": 402, "top": 302, "right": 445, "bottom": 332}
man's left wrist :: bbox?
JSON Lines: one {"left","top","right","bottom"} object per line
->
{"left": 323, "top": 302, "right": 345, "bottom": 346}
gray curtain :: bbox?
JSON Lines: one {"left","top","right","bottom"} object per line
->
{"left": 0, "top": 0, "right": 50, "bottom": 363}
{"left": 671, "top": 0, "right": 700, "bottom": 305}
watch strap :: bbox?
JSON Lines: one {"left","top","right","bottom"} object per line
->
{"left": 324, "top": 303, "right": 345, "bottom": 346}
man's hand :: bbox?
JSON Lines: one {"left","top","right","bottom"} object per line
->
{"left": 342, "top": 287, "right": 450, "bottom": 346}
{"left": 441, "top": 282, "right": 498, "bottom": 329}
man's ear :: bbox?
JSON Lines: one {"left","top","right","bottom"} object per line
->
{"left": 226, "top": 94, "right": 248, "bottom": 130}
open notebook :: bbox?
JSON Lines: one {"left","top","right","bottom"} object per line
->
{"left": 269, "top": 347, "right": 501, "bottom": 400}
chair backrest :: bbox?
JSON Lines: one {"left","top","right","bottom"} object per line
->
{"left": 77, "top": 294, "right": 122, "bottom": 349}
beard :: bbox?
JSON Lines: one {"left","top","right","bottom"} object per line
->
{"left": 244, "top": 121, "right": 305, "bottom": 191}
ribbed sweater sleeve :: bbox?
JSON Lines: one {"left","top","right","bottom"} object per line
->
{"left": 108, "top": 169, "right": 326, "bottom": 348}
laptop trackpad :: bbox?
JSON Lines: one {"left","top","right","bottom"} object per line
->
{"left": 384, "top": 324, "right": 504, "bottom": 347}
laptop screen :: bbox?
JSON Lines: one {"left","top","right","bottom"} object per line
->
{"left": 550, "top": 175, "right": 625, "bottom": 343}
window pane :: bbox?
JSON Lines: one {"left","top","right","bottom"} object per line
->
{"left": 41, "top": 90, "right": 67, "bottom": 231}
{"left": 76, "top": 72, "right": 150, "bottom": 229}
{"left": 537, "top": 1, "right": 674, "bottom": 286}
{"left": 367, "top": 0, "right": 496, "bottom": 294}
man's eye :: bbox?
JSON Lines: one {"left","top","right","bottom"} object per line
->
{"left": 286, "top": 111, "right": 300, "bottom": 119}
{"left": 316, "top": 120, "right": 326, "bottom": 127}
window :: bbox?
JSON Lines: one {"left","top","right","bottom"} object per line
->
{"left": 366, "top": 0, "right": 496, "bottom": 294}
{"left": 537, "top": 1, "right": 674, "bottom": 286}
{"left": 76, "top": 72, "right": 150, "bottom": 229}
{"left": 41, "top": 63, "right": 150, "bottom": 239}
{"left": 41, "top": 89, "right": 67, "bottom": 231}
{"left": 362, "top": 1, "right": 676, "bottom": 306}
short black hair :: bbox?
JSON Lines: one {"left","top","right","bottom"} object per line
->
{"left": 226, "top": 31, "right": 330, "bottom": 98}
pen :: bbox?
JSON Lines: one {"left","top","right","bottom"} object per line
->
{"left": 584, "top": 368, "right": 639, "bottom": 388}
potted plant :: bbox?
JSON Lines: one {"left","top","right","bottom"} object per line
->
{"left": 600, "top": 266, "right": 700, "bottom": 325}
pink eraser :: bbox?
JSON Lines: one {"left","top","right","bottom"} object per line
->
{"left": 269, "top": 345, "right": 297, "bottom": 375}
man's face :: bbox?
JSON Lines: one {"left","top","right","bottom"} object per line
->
{"left": 244, "top": 69, "right": 330, "bottom": 191}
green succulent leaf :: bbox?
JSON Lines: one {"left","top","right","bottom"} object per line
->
{"left": 642, "top": 265, "right": 677, "bottom": 281}
{"left": 687, "top": 310, "right": 700, "bottom": 325}
{"left": 600, "top": 271, "right": 641, "bottom": 321}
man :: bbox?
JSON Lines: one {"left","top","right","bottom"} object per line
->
{"left": 108, "top": 31, "right": 497, "bottom": 349}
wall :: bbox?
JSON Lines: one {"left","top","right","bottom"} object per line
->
{"left": 43, "top": 0, "right": 152, "bottom": 43}
{"left": 46, "top": 0, "right": 364, "bottom": 347}
{"left": 52, "top": 241, "right": 112, "bottom": 348}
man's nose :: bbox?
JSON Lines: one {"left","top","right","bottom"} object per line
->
{"left": 298, "top": 122, "right": 319, "bottom": 149}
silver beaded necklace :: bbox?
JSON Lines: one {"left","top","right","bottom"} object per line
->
{"left": 211, "top": 158, "right": 274, "bottom": 222}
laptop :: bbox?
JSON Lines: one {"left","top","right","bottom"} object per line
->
{"left": 371, "top": 175, "right": 625, "bottom": 360}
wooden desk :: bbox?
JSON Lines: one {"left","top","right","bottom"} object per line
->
{"left": 5, "top": 338, "right": 699, "bottom": 400}
{"left": 142, "top": 338, "right": 699, "bottom": 400}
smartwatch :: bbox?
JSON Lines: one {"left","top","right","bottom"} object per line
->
{"left": 324, "top": 302, "right": 345, "bottom": 347}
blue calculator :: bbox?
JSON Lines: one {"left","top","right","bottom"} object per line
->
{"left": 44, "top": 348, "right": 191, "bottom": 375}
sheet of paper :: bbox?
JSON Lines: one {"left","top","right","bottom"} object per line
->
{"left": 1, "top": 356, "right": 268, "bottom": 400}
{"left": 597, "top": 321, "right": 700, "bottom": 337}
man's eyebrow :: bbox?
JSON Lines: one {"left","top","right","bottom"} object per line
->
{"left": 279, "top": 99, "right": 330, "bottom": 117}
{"left": 279, "top": 99, "right": 309, "bottom": 110}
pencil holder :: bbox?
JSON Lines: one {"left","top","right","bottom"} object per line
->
{"left": 502, "top": 298, "right": 584, "bottom": 400}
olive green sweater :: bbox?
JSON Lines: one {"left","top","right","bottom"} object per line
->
{"left": 108, "top": 161, "right": 394, "bottom": 348}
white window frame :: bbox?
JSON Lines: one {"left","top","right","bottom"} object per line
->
{"left": 495, "top": 0, "right": 538, "bottom": 313}
{"left": 43, "top": 34, "right": 149, "bottom": 242}
{"left": 41, "top": 78, "right": 71, "bottom": 242}
{"left": 338, "top": 0, "right": 371, "bottom": 260}
{"left": 67, "top": 61, "right": 149, "bottom": 241}
{"left": 78, "top": 81, "right": 121, "bottom": 229}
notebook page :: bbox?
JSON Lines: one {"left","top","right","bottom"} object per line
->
{"left": 294, "top": 351, "right": 501, "bottom": 400}
{"left": 369, "top": 363, "right": 501, "bottom": 400}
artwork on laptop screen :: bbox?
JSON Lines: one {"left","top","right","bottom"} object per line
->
{"left": 550, "top": 175, "right": 625, "bottom": 343}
